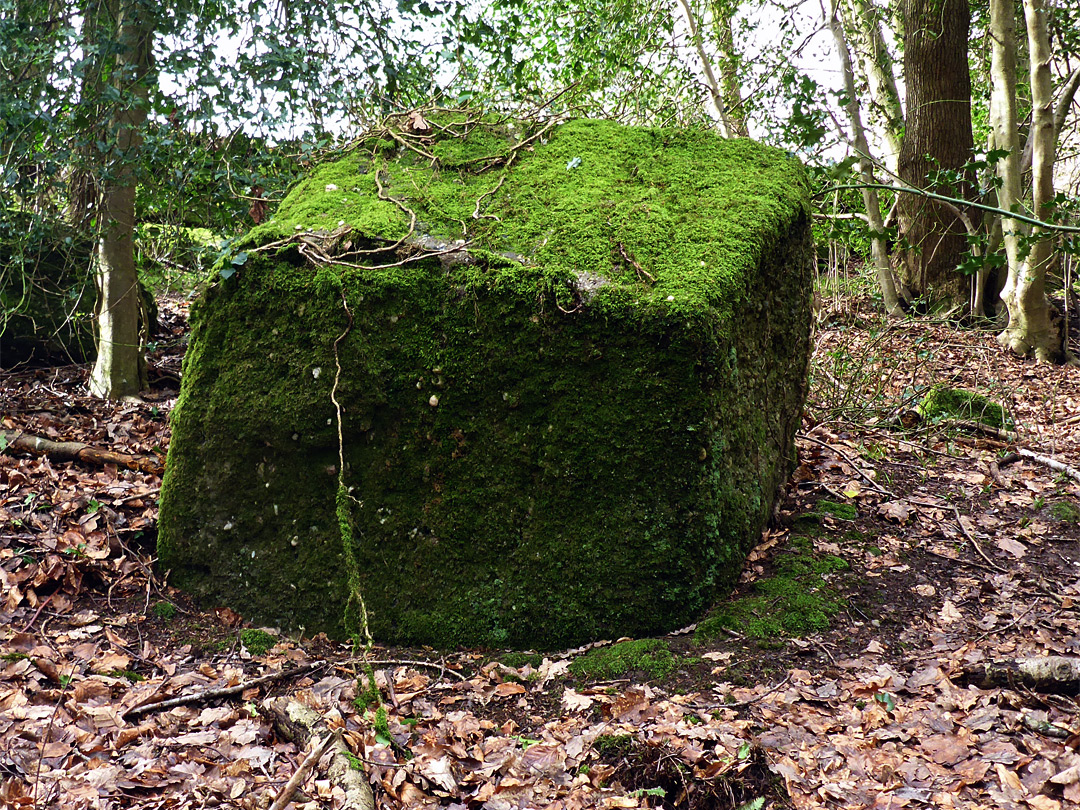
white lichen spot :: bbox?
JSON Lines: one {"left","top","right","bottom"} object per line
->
{"left": 312, "top": 367, "right": 321, "bottom": 379}
{"left": 666, "top": 295, "right": 675, "bottom": 301}
{"left": 503, "top": 392, "right": 509, "bottom": 400}
{"left": 224, "top": 521, "right": 234, "bottom": 531}
{"left": 429, "top": 395, "right": 439, "bottom": 407}
{"left": 416, "top": 379, "right": 423, "bottom": 389}
{"left": 292, "top": 433, "right": 299, "bottom": 441}
{"left": 251, "top": 550, "right": 256, "bottom": 558}
{"left": 325, "top": 183, "right": 339, "bottom": 191}
{"left": 273, "top": 504, "right": 279, "bottom": 515}
{"left": 338, "top": 220, "right": 346, "bottom": 227}
{"left": 326, "top": 418, "right": 332, "bottom": 425}
{"left": 265, "top": 481, "right": 270, "bottom": 488}
{"left": 389, "top": 315, "right": 399, "bottom": 324}
{"left": 295, "top": 224, "right": 303, "bottom": 230}
{"left": 291, "top": 537, "right": 299, "bottom": 547}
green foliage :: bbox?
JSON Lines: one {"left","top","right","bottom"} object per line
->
{"left": 354, "top": 664, "right": 381, "bottom": 712}
{"left": 916, "top": 385, "right": 1010, "bottom": 429}
{"left": 1049, "top": 500, "right": 1080, "bottom": 524}
{"left": 593, "top": 734, "right": 635, "bottom": 758}
{"left": 108, "top": 670, "right": 146, "bottom": 682}
{"left": 696, "top": 538, "right": 849, "bottom": 641}
{"left": 570, "top": 640, "right": 677, "bottom": 681}
{"left": 151, "top": 601, "right": 177, "bottom": 620}
{"left": 499, "top": 652, "right": 544, "bottom": 669}
{"left": 815, "top": 500, "right": 858, "bottom": 520}
{"left": 239, "top": 628, "right": 278, "bottom": 656}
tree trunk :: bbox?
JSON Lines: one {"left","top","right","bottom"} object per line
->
{"left": 675, "top": 0, "right": 732, "bottom": 137}
{"left": 896, "top": 0, "right": 975, "bottom": 309}
{"left": 827, "top": 0, "right": 903, "bottom": 315}
{"left": 88, "top": 0, "right": 152, "bottom": 398}
{"left": 709, "top": 0, "right": 748, "bottom": 137}
{"left": 841, "top": 0, "right": 904, "bottom": 173}
{"left": 996, "top": 0, "right": 1062, "bottom": 361}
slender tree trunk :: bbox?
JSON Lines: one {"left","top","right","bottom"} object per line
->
{"left": 68, "top": 0, "right": 108, "bottom": 228}
{"left": 675, "top": 0, "right": 731, "bottom": 136}
{"left": 709, "top": 0, "right": 748, "bottom": 137}
{"left": 841, "top": 0, "right": 904, "bottom": 173}
{"left": 827, "top": 0, "right": 903, "bottom": 315}
{"left": 996, "top": 0, "right": 1063, "bottom": 361}
{"left": 88, "top": 0, "right": 152, "bottom": 398}
{"left": 896, "top": 0, "right": 975, "bottom": 309}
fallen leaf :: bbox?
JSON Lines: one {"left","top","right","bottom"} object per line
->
{"left": 939, "top": 601, "right": 964, "bottom": 624}
{"left": 995, "top": 536, "right": 1028, "bottom": 558}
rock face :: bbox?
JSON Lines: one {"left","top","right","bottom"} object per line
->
{"left": 157, "top": 118, "right": 814, "bottom": 649}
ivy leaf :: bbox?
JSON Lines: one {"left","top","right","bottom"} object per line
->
{"left": 874, "top": 692, "right": 896, "bottom": 712}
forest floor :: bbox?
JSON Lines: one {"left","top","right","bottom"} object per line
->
{"left": 3, "top": 291, "right": 1080, "bottom": 810}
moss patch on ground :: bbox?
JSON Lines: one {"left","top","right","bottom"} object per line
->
{"left": 696, "top": 537, "right": 850, "bottom": 641}
{"left": 570, "top": 639, "right": 677, "bottom": 681}
{"left": 239, "top": 628, "right": 278, "bottom": 656}
{"left": 917, "top": 386, "right": 1010, "bottom": 429}
{"left": 1049, "top": 500, "right": 1080, "bottom": 524}
{"left": 158, "top": 117, "right": 814, "bottom": 649}
{"left": 814, "top": 499, "right": 857, "bottom": 520}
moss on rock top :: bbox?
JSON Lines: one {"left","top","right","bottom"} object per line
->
{"left": 158, "top": 116, "right": 814, "bottom": 650}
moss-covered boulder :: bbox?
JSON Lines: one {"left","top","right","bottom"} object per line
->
{"left": 1, "top": 219, "right": 97, "bottom": 364}
{"left": 158, "top": 117, "right": 813, "bottom": 649}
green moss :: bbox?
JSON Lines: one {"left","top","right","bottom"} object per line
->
{"left": 696, "top": 537, "right": 849, "bottom": 641}
{"left": 499, "top": 652, "right": 544, "bottom": 669}
{"left": 151, "top": 601, "right": 177, "bottom": 620}
{"left": 815, "top": 499, "right": 857, "bottom": 520}
{"left": 593, "top": 734, "right": 635, "bottom": 757}
{"left": 158, "top": 118, "right": 814, "bottom": 649}
{"left": 917, "top": 386, "right": 1010, "bottom": 429}
{"left": 108, "top": 670, "right": 146, "bottom": 682}
{"left": 240, "top": 628, "right": 278, "bottom": 656}
{"left": 1, "top": 653, "right": 29, "bottom": 662}
{"left": 1050, "top": 500, "right": 1080, "bottom": 524}
{"left": 570, "top": 639, "right": 677, "bottom": 681}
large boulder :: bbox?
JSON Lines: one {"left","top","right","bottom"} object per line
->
{"left": 158, "top": 118, "right": 813, "bottom": 649}
{"left": 0, "top": 218, "right": 97, "bottom": 364}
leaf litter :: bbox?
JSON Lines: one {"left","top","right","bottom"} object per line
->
{"left": 1, "top": 292, "right": 1080, "bottom": 809}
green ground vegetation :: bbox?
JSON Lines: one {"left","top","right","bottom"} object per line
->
{"left": 696, "top": 537, "right": 850, "bottom": 641}
{"left": 570, "top": 639, "right": 677, "bottom": 681}
{"left": 917, "top": 385, "right": 1010, "bottom": 429}
{"left": 1050, "top": 500, "right": 1080, "bottom": 524}
{"left": 239, "top": 628, "right": 278, "bottom": 656}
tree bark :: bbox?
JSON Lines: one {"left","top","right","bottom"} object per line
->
{"left": 88, "top": 0, "right": 152, "bottom": 399}
{"left": 896, "top": 0, "right": 975, "bottom": 309}
{"left": 709, "top": 0, "right": 748, "bottom": 137}
{"left": 675, "top": 0, "right": 732, "bottom": 136}
{"left": 841, "top": 0, "right": 904, "bottom": 173}
{"left": 995, "top": 0, "right": 1061, "bottom": 360}
{"left": 827, "top": 0, "right": 903, "bottom": 315}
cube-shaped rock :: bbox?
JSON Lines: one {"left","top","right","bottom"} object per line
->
{"left": 158, "top": 118, "right": 813, "bottom": 649}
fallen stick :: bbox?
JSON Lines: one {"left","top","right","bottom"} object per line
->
{"left": 1017, "top": 448, "right": 1080, "bottom": 484}
{"left": 269, "top": 726, "right": 339, "bottom": 810}
{"left": 954, "top": 656, "right": 1080, "bottom": 694}
{"left": 1, "top": 429, "right": 163, "bottom": 475}
{"left": 267, "top": 697, "right": 374, "bottom": 810}
{"left": 123, "top": 661, "right": 326, "bottom": 718}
